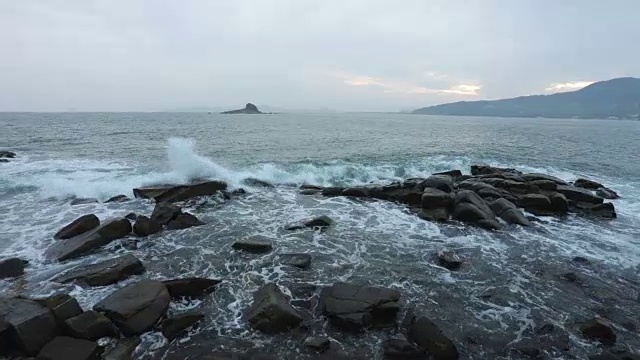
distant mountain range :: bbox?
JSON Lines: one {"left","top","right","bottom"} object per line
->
{"left": 412, "top": 77, "right": 640, "bottom": 119}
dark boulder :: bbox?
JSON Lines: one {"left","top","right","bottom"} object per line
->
{"left": 528, "top": 179, "right": 558, "bottom": 191}
{"left": 300, "top": 188, "right": 321, "bottom": 195}
{"left": 65, "top": 311, "right": 118, "bottom": 340}
{"left": 133, "top": 215, "right": 162, "bottom": 237}
{"left": 457, "top": 179, "right": 499, "bottom": 194}
{"left": 246, "top": 283, "right": 303, "bottom": 333}
{"left": 574, "top": 178, "right": 604, "bottom": 190}
{"left": 383, "top": 337, "right": 425, "bottom": 360}
{"left": 372, "top": 187, "right": 422, "bottom": 206}
{"left": 521, "top": 173, "right": 568, "bottom": 185}
{"left": 406, "top": 315, "right": 459, "bottom": 360}
{"left": 45, "top": 218, "right": 132, "bottom": 261}
{"left": 342, "top": 187, "right": 370, "bottom": 198}
{"left": 557, "top": 185, "right": 603, "bottom": 204}
{"left": 549, "top": 192, "right": 569, "bottom": 213}
{"left": 437, "top": 250, "right": 463, "bottom": 270}
{"left": 33, "top": 294, "right": 83, "bottom": 330}
{"left": 242, "top": 178, "right": 274, "bottom": 188}
{"left": 162, "top": 278, "right": 221, "bottom": 299}
{"left": 37, "top": 336, "right": 100, "bottom": 360}
{"left": 93, "top": 280, "right": 170, "bottom": 336}
{"left": 54, "top": 214, "right": 100, "bottom": 240}
{"left": 104, "top": 195, "right": 129, "bottom": 203}
{"left": 232, "top": 236, "right": 273, "bottom": 253}
{"left": 518, "top": 193, "right": 552, "bottom": 210}
{"left": 303, "top": 336, "right": 331, "bottom": 352}
{"left": 70, "top": 198, "right": 99, "bottom": 206}
{"left": 150, "top": 203, "right": 182, "bottom": 225}
{"left": 133, "top": 181, "right": 227, "bottom": 203}
{"left": 421, "top": 188, "right": 453, "bottom": 209}
{"left": 596, "top": 187, "right": 620, "bottom": 200}
{"left": 320, "top": 282, "right": 401, "bottom": 331}
{"left": 161, "top": 312, "right": 204, "bottom": 340}
{"left": 417, "top": 208, "right": 449, "bottom": 222}
{"left": 55, "top": 254, "right": 144, "bottom": 287}
{"left": 471, "top": 165, "right": 521, "bottom": 176}
{"left": 433, "top": 169, "right": 462, "bottom": 178}
{"left": 286, "top": 215, "right": 333, "bottom": 230}
{"left": 103, "top": 337, "right": 141, "bottom": 360}
{"left": 477, "top": 177, "right": 537, "bottom": 194}
{"left": 166, "top": 212, "right": 205, "bottom": 230}
{"left": 451, "top": 190, "right": 500, "bottom": 230}
{"left": 322, "top": 187, "right": 345, "bottom": 197}
{"left": 0, "top": 298, "right": 58, "bottom": 355}
{"left": 0, "top": 258, "right": 27, "bottom": 279}
{"left": 125, "top": 213, "right": 137, "bottom": 221}
{"left": 0, "top": 151, "right": 16, "bottom": 158}
{"left": 420, "top": 175, "right": 454, "bottom": 193}
{"left": 280, "top": 253, "right": 312, "bottom": 269}
{"left": 489, "top": 198, "right": 531, "bottom": 226}
{"left": 574, "top": 202, "right": 617, "bottom": 219}
{"left": 580, "top": 318, "right": 616, "bottom": 345}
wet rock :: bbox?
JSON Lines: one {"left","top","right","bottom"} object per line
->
{"left": 421, "top": 175, "right": 454, "bottom": 193}
{"left": 417, "top": 208, "right": 449, "bottom": 222}
{"left": 54, "top": 214, "right": 100, "bottom": 240}
{"left": 242, "top": 178, "right": 274, "bottom": 188}
{"left": 0, "top": 258, "right": 27, "bottom": 279}
{"left": 561, "top": 272, "right": 579, "bottom": 282}
{"left": 521, "top": 173, "right": 568, "bottom": 185}
{"left": 0, "top": 150, "right": 16, "bottom": 158}
{"left": 589, "top": 349, "right": 640, "bottom": 360}
{"left": 45, "top": 218, "right": 132, "bottom": 261}
{"left": 471, "top": 165, "right": 521, "bottom": 176}
{"left": 162, "top": 278, "right": 221, "bottom": 298}
{"left": 303, "top": 336, "right": 331, "bottom": 352}
{"left": 433, "top": 169, "right": 462, "bottom": 178}
{"left": 342, "top": 187, "right": 370, "bottom": 198}
{"left": 383, "top": 337, "right": 425, "bottom": 360}
{"left": 124, "top": 213, "right": 137, "bottom": 221}
{"left": 166, "top": 212, "right": 205, "bottom": 230}
{"left": 573, "top": 256, "right": 591, "bottom": 264}
{"left": 300, "top": 184, "right": 324, "bottom": 191}
{"left": 133, "top": 215, "right": 162, "bottom": 237}
{"left": 280, "top": 253, "right": 312, "bottom": 269}
{"left": 232, "top": 236, "right": 273, "bottom": 254}
{"left": 161, "top": 312, "right": 204, "bottom": 340}
{"left": 37, "top": 336, "right": 99, "bottom": 360}
{"left": 320, "top": 282, "right": 401, "bottom": 331}
{"left": 452, "top": 190, "right": 500, "bottom": 230}
{"left": 574, "top": 202, "right": 617, "bottom": 219}
{"left": 103, "top": 337, "right": 141, "bottom": 360}
{"left": 0, "top": 158, "right": 8, "bottom": 163}
{"left": 490, "top": 198, "right": 531, "bottom": 226}
{"left": 549, "top": 192, "right": 569, "bottom": 213}
{"left": 150, "top": 203, "right": 182, "bottom": 225}
{"left": 557, "top": 185, "right": 603, "bottom": 204}
{"left": 580, "top": 318, "right": 616, "bottom": 345}
{"left": 285, "top": 215, "right": 333, "bottom": 230}
{"left": 437, "top": 250, "right": 463, "bottom": 270}
{"left": 322, "top": 187, "right": 345, "bottom": 197}
{"left": 133, "top": 181, "right": 228, "bottom": 203}
{"left": 0, "top": 298, "right": 58, "bottom": 355}
{"left": 528, "top": 179, "right": 558, "bottom": 191}
{"left": 300, "top": 189, "right": 321, "bottom": 195}
{"left": 477, "top": 177, "right": 536, "bottom": 194}
{"left": 33, "top": 294, "right": 83, "bottom": 330}
{"left": 596, "top": 187, "right": 619, "bottom": 200}
{"left": 104, "top": 195, "right": 129, "bottom": 203}
{"left": 94, "top": 280, "right": 170, "bottom": 336}
{"left": 421, "top": 188, "right": 453, "bottom": 209}
{"left": 70, "top": 198, "right": 99, "bottom": 206}
{"left": 575, "top": 178, "right": 604, "bottom": 190}
{"left": 65, "top": 311, "right": 118, "bottom": 340}
{"left": 247, "top": 283, "right": 303, "bottom": 333}
{"left": 406, "top": 315, "right": 459, "bottom": 360}
{"left": 372, "top": 187, "right": 423, "bottom": 206}
{"left": 518, "top": 193, "right": 551, "bottom": 210}
{"left": 55, "top": 254, "right": 144, "bottom": 287}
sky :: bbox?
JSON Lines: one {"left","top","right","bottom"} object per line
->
{"left": 1, "top": 1, "right": 639, "bottom": 112}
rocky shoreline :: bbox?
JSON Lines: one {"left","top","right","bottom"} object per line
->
{"left": 0, "top": 159, "right": 638, "bottom": 360}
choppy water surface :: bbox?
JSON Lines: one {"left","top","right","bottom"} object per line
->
{"left": 1, "top": 112, "right": 639, "bottom": 359}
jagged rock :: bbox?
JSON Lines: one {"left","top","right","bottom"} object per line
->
{"left": 383, "top": 337, "right": 425, "bottom": 360}
{"left": 451, "top": 190, "right": 500, "bottom": 230}
{"left": 221, "top": 103, "right": 263, "bottom": 114}
{"left": 105, "top": 195, "right": 129, "bottom": 203}
{"left": 285, "top": 215, "right": 333, "bottom": 230}
{"left": 280, "top": 253, "right": 312, "bottom": 269}
{"left": 596, "top": 187, "right": 620, "bottom": 199}
{"left": 33, "top": 294, "right": 83, "bottom": 330}
{"left": 322, "top": 187, "right": 345, "bottom": 197}
{"left": 103, "top": 337, "right": 141, "bottom": 360}
{"left": 0, "top": 151, "right": 16, "bottom": 158}
{"left": 162, "top": 278, "right": 221, "bottom": 298}
{"left": 0, "top": 258, "right": 27, "bottom": 279}
{"left": 242, "top": 178, "right": 274, "bottom": 188}
{"left": 45, "top": 218, "right": 132, "bottom": 261}
{"left": 133, "top": 215, "right": 162, "bottom": 237}
{"left": 133, "top": 181, "right": 227, "bottom": 203}
{"left": 247, "top": 283, "right": 302, "bottom": 333}
{"left": 166, "top": 212, "right": 205, "bottom": 230}
{"left": 437, "top": 250, "right": 463, "bottom": 270}
{"left": 54, "top": 254, "right": 144, "bottom": 287}
{"left": 0, "top": 298, "right": 58, "bottom": 355}
{"left": 421, "top": 188, "right": 453, "bottom": 209}
{"left": 471, "top": 165, "right": 521, "bottom": 176}
{"left": 417, "top": 208, "right": 449, "bottom": 222}
{"left": 521, "top": 173, "right": 568, "bottom": 185}
{"left": 94, "top": 280, "right": 170, "bottom": 336}
{"left": 574, "top": 178, "right": 604, "bottom": 190}
{"left": 232, "top": 236, "right": 273, "bottom": 253}
{"left": 580, "top": 318, "right": 616, "bottom": 345}
{"left": 528, "top": 179, "right": 558, "bottom": 191}
{"left": 65, "top": 311, "right": 118, "bottom": 340}
{"left": 557, "top": 185, "right": 603, "bottom": 204}
{"left": 420, "top": 175, "right": 454, "bottom": 193}
{"left": 550, "top": 192, "right": 569, "bottom": 213}
{"left": 150, "top": 203, "right": 182, "bottom": 225}
{"left": 489, "top": 198, "right": 531, "bottom": 226}
{"left": 70, "top": 198, "right": 99, "bottom": 206}
{"left": 433, "top": 169, "right": 462, "bottom": 178}
{"left": 54, "top": 214, "right": 100, "bottom": 240}
{"left": 161, "top": 312, "right": 204, "bottom": 340}
{"left": 320, "top": 282, "right": 401, "bottom": 331}
{"left": 574, "top": 202, "right": 617, "bottom": 219}
{"left": 303, "top": 336, "right": 331, "bottom": 352}
{"left": 406, "top": 314, "right": 459, "bottom": 360}
{"left": 342, "top": 187, "right": 370, "bottom": 198}
{"left": 37, "top": 336, "right": 100, "bottom": 360}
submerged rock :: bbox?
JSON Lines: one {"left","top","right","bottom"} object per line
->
{"left": 596, "top": 187, "right": 620, "bottom": 199}
{"left": 232, "top": 236, "right": 273, "bottom": 253}
{"left": 37, "top": 336, "right": 100, "bottom": 360}
{"left": 0, "top": 258, "right": 27, "bottom": 279}
{"left": 55, "top": 254, "right": 144, "bottom": 287}
{"left": 247, "top": 283, "right": 303, "bottom": 333}
{"left": 0, "top": 298, "right": 58, "bottom": 356}
{"left": 166, "top": 212, "right": 205, "bottom": 230}
{"left": 0, "top": 150, "right": 16, "bottom": 158}
{"left": 54, "top": 214, "right": 100, "bottom": 240}
{"left": 580, "top": 318, "right": 617, "bottom": 345}
{"left": 285, "top": 215, "right": 333, "bottom": 230}
{"left": 70, "top": 198, "right": 99, "bottom": 206}
{"left": 303, "top": 336, "right": 331, "bottom": 352}
{"left": 65, "top": 310, "right": 118, "bottom": 340}
{"left": 162, "top": 277, "right": 221, "bottom": 299}
{"left": 242, "top": 178, "right": 274, "bottom": 188}
{"left": 437, "top": 250, "right": 463, "bottom": 270}
{"left": 94, "top": 280, "right": 170, "bottom": 336}
{"left": 105, "top": 194, "right": 129, "bottom": 203}
{"left": 161, "top": 312, "right": 204, "bottom": 340}
{"left": 320, "top": 282, "right": 401, "bottom": 331}
{"left": 133, "top": 181, "right": 228, "bottom": 203}
{"left": 406, "top": 314, "right": 459, "bottom": 360}
{"left": 280, "top": 253, "right": 312, "bottom": 269}
{"left": 133, "top": 215, "right": 162, "bottom": 237}
{"left": 45, "top": 218, "right": 132, "bottom": 261}
{"left": 574, "top": 202, "right": 617, "bottom": 219}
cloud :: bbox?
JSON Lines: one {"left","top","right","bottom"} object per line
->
{"left": 336, "top": 72, "right": 481, "bottom": 96}
{"left": 545, "top": 81, "right": 595, "bottom": 93}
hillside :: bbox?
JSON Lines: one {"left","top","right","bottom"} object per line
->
{"left": 412, "top": 77, "right": 640, "bottom": 119}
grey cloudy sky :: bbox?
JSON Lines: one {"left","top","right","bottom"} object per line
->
{"left": 1, "top": 1, "right": 638, "bottom": 112}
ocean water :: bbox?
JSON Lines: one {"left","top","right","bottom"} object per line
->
{"left": 0, "top": 112, "right": 639, "bottom": 359}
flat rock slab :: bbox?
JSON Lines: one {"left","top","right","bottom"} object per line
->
{"left": 161, "top": 312, "right": 204, "bottom": 340}
{"left": 37, "top": 336, "right": 100, "bottom": 360}
{"left": 45, "top": 218, "right": 132, "bottom": 261}
{"left": 94, "top": 280, "right": 170, "bottom": 336}
{"left": 232, "top": 236, "right": 273, "bottom": 253}
{"left": 55, "top": 254, "right": 144, "bottom": 287}
{"left": 557, "top": 185, "right": 603, "bottom": 204}
{"left": 54, "top": 214, "right": 100, "bottom": 240}
{"left": 65, "top": 310, "right": 118, "bottom": 340}
{"left": 133, "top": 181, "right": 227, "bottom": 203}
{"left": 162, "top": 278, "right": 222, "bottom": 299}
{"left": 320, "top": 282, "right": 401, "bottom": 331}
{"left": 0, "top": 298, "right": 58, "bottom": 355}
{"left": 33, "top": 294, "right": 83, "bottom": 329}
{"left": 247, "top": 283, "right": 303, "bottom": 333}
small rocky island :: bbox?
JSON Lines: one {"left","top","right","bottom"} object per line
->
{"left": 221, "top": 103, "right": 263, "bottom": 114}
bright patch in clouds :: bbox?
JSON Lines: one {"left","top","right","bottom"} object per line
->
{"left": 336, "top": 73, "right": 481, "bottom": 96}
{"left": 545, "top": 81, "right": 594, "bottom": 93}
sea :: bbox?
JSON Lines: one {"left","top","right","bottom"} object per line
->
{"left": 0, "top": 112, "right": 639, "bottom": 359}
